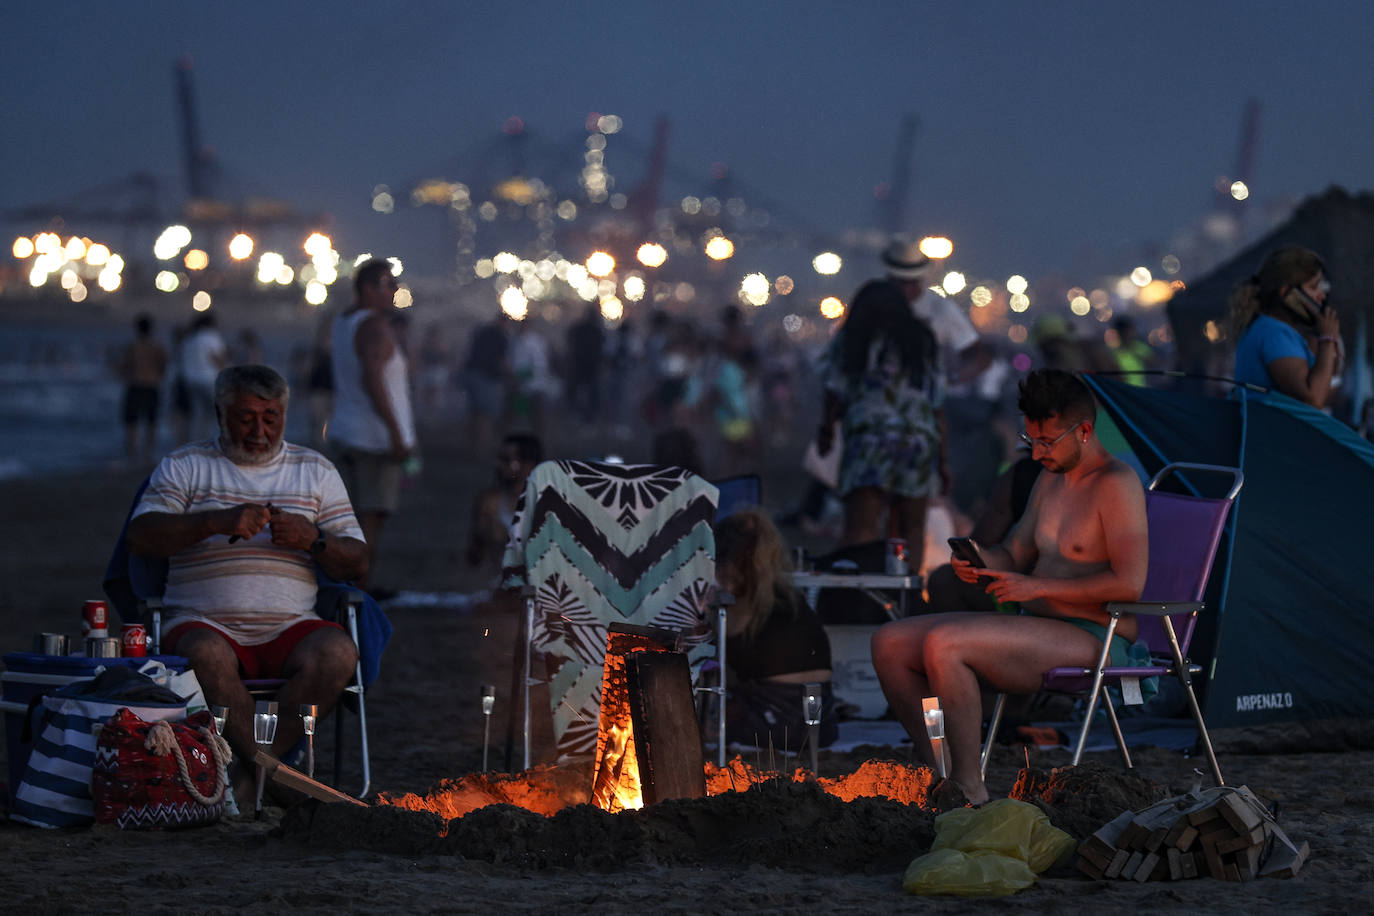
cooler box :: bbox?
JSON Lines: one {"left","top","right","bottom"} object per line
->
{"left": 824, "top": 625, "right": 887, "bottom": 719}
{"left": 2, "top": 652, "right": 190, "bottom": 793}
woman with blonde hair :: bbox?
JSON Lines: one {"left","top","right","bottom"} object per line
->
{"left": 714, "top": 508, "right": 838, "bottom": 750}
{"left": 1229, "top": 246, "right": 1342, "bottom": 407}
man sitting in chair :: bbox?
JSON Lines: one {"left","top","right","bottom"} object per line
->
{"left": 871, "top": 369, "right": 1147, "bottom": 804}
{"left": 126, "top": 364, "right": 369, "bottom": 800}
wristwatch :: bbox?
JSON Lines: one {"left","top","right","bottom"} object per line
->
{"left": 309, "top": 527, "right": 328, "bottom": 556}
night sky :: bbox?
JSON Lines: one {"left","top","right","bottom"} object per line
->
{"left": 4, "top": 1, "right": 1372, "bottom": 287}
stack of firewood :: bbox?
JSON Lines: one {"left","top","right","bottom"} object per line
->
{"left": 1076, "top": 785, "right": 1309, "bottom": 882}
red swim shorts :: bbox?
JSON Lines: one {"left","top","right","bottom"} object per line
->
{"left": 164, "top": 618, "right": 345, "bottom": 680}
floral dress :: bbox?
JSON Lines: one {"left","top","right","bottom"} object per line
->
{"left": 820, "top": 331, "right": 945, "bottom": 499}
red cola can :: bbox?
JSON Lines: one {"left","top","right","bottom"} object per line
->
{"left": 885, "top": 538, "right": 910, "bottom": 576}
{"left": 82, "top": 599, "right": 109, "bottom": 639}
{"left": 121, "top": 623, "right": 147, "bottom": 657}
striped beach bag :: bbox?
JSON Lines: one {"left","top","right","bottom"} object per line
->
{"left": 10, "top": 669, "right": 191, "bottom": 829}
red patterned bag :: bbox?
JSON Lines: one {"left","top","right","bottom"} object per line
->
{"left": 92, "top": 708, "right": 230, "bottom": 829}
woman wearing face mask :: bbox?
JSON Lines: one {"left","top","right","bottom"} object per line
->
{"left": 1228, "top": 246, "right": 1342, "bottom": 407}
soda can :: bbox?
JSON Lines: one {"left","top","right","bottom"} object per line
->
{"left": 82, "top": 599, "right": 109, "bottom": 639}
{"left": 121, "top": 623, "right": 147, "bottom": 657}
{"left": 885, "top": 538, "right": 910, "bottom": 576}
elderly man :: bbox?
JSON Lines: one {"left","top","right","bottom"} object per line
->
{"left": 126, "top": 364, "right": 368, "bottom": 797}
{"left": 871, "top": 369, "right": 1148, "bottom": 804}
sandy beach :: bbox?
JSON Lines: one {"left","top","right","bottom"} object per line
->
{"left": 0, "top": 422, "right": 1367, "bottom": 914}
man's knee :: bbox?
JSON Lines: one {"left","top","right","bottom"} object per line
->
{"left": 288, "top": 627, "right": 358, "bottom": 679}
{"left": 175, "top": 629, "right": 239, "bottom": 674}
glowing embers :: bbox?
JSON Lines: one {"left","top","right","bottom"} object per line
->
{"left": 590, "top": 625, "right": 706, "bottom": 814}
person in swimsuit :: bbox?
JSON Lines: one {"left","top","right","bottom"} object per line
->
{"left": 871, "top": 369, "right": 1147, "bottom": 804}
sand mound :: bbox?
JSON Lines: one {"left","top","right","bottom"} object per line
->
{"left": 281, "top": 758, "right": 1170, "bottom": 872}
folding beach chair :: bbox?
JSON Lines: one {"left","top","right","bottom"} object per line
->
{"left": 979, "top": 462, "right": 1243, "bottom": 784}
{"left": 501, "top": 460, "right": 726, "bottom": 768}
{"left": 102, "top": 478, "right": 388, "bottom": 798}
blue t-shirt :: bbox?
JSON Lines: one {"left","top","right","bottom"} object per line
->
{"left": 1233, "top": 315, "right": 1312, "bottom": 389}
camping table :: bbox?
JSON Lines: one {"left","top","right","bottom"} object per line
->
{"left": 791, "top": 571, "right": 923, "bottom": 622}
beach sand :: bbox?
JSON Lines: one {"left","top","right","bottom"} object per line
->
{"left": 0, "top": 425, "right": 1367, "bottom": 913}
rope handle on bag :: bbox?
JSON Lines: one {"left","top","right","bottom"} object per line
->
{"left": 144, "top": 719, "right": 232, "bottom": 807}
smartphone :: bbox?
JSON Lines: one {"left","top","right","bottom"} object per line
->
{"left": 947, "top": 536, "right": 987, "bottom": 569}
{"left": 1282, "top": 287, "right": 1322, "bottom": 326}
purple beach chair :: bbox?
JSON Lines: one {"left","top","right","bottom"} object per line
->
{"left": 979, "top": 462, "right": 1243, "bottom": 785}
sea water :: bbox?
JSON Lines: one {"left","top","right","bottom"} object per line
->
{"left": 0, "top": 322, "right": 311, "bottom": 480}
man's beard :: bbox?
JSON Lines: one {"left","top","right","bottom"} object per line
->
{"left": 220, "top": 433, "right": 282, "bottom": 466}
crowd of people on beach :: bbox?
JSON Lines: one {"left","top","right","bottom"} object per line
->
{"left": 100, "top": 234, "right": 1363, "bottom": 806}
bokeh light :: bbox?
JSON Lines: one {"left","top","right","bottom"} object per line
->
{"left": 12, "top": 237, "right": 35, "bottom": 259}
{"left": 774, "top": 275, "right": 794, "bottom": 295}
{"left": 228, "top": 233, "right": 254, "bottom": 260}
{"left": 85, "top": 243, "right": 110, "bottom": 266}
{"left": 636, "top": 242, "right": 667, "bottom": 268}
{"left": 1070, "top": 295, "right": 1091, "bottom": 316}
{"left": 1007, "top": 275, "right": 1028, "bottom": 295}
{"left": 586, "top": 250, "right": 615, "bottom": 277}
{"left": 1009, "top": 293, "right": 1030, "bottom": 312}
{"left": 1130, "top": 266, "right": 1152, "bottom": 287}
{"left": 919, "top": 237, "right": 954, "bottom": 259}
{"left": 155, "top": 270, "right": 180, "bottom": 292}
{"left": 303, "top": 233, "right": 332, "bottom": 257}
{"left": 812, "top": 252, "right": 842, "bottom": 275}
{"left": 705, "top": 236, "right": 735, "bottom": 260}
{"left": 819, "top": 296, "right": 845, "bottom": 319}
{"left": 600, "top": 296, "right": 624, "bottom": 320}
{"left": 500, "top": 286, "right": 528, "bottom": 320}
{"left": 942, "top": 271, "right": 966, "bottom": 294}
{"left": 184, "top": 249, "right": 208, "bottom": 271}
{"left": 192, "top": 291, "right": 212, "bottom": 311}
{"left": 493, "top": 251, "right": 519, "bottom": 274}
{"left": 69, "top": 282, "right": 88, "bottom": 303}
{"left": 623, "top": 275, "right": 646, "bottom": 301}
{"left": 1230, "top": 181, "right": 1250, "bottom": 201}
{"left": 394, "top": 287, "right": 413, "bottom": 309}
{"left": 740, "top": 272, "right": 770, "bottom": 306}
{"left": 970, "top": 286, "right": 992, "bottom": 307}
{"left": 304, "top": 281, "right": 328, "bottom": 306}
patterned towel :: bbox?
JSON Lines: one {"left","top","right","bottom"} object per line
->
{"left": 502, "top": 461, "right": 719, "bottom": 755}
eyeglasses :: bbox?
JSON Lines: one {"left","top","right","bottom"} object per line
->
{"left": 1019, "top": 421, "right": 1081, "bottom": 451}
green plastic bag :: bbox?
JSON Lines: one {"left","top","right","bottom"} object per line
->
{"left": 903, "top": 848, "right": 1036, "bottom": 897}
{"left": 904, "top": 798, "right": 1076, "bottom": 896}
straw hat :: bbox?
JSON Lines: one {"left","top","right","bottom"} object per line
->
{"left": 882, "top": 237, "right": 933, "bottom": 281}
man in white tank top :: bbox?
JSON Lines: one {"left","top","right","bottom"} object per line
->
{"left": 328, "top": 259, "right": 417, "bottom": 589}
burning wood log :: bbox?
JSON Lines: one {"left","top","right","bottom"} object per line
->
{"left": 590, "top": 624, "right": 706, "bottom": 813}
{"left": 1075, "top": 785, "right": 1308, "bottom": 882}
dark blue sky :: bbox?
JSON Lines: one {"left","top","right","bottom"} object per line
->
{"left": 4, "top": 1, "right": 1372, "bottom": 287}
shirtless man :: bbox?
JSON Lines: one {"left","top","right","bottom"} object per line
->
{"left": 871, "top": 369, "right": 1147, "bottom": 804}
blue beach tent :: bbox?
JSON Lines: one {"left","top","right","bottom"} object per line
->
{"left": 1084, "top": 374, "right": 1374, "bottom": 743}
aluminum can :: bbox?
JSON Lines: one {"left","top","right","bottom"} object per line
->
{"left": 121, "top": 623, "right": 147, "bottom": 657}
{"left": 82, "top": 599, "right": 109, "bottom": 639}
{"left": 85, "top": 636, "right": 121, "bottom": 658}
{"left": 885, "top": 538, "right": 910, "bottom": 576}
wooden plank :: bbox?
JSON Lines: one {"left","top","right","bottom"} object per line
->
{"left": 252, "top": 750, "right": 368, "bottom": 807}
{"left": 1076, "top": 857, "right": 1106, "bottom": 880}
{"left": 1166, "top": 847, "right": 1185, "bottom": 880}
{"left": 1121, "top": 851, "right": 1145, "bottom": 880}
{"left": 1259, "top": 839, "right": 1310, "bottom": 879}
{"left": 1232, "top": 843, "right": 1262, "bottom": 880}
{"left": 1203, "top": 841, "right": 1227, "bottom": 880}
{"left": 1216, "top": 824, "right": 1267, "bottom": 855}
{"left": 1172, "top": 824, "right": 1200, "bottom": 851}
{"left": 1189, "top": 804, "right": 1224, "bottom": 826}
{"left": 626, "top": 650, "right": 706, "bottom": 806}
{"left": 1104, "top": 848, "right": 1132, "bottom": 879}
{"left": 1132, "top": 852, "right": 1161, "bottom": 882}
{"left": 1218, "top": 792, "right": 1265, "bottom": 834}
{"left": 1078, "top": 842, "right": 1114, "bottom": 870}
{"left": 1180, "top": 851, "right": 1200, "bottom": 879}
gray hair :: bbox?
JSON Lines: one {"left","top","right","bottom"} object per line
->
{"left": 215, "top": 364, "right": 290, "bottom": 413}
